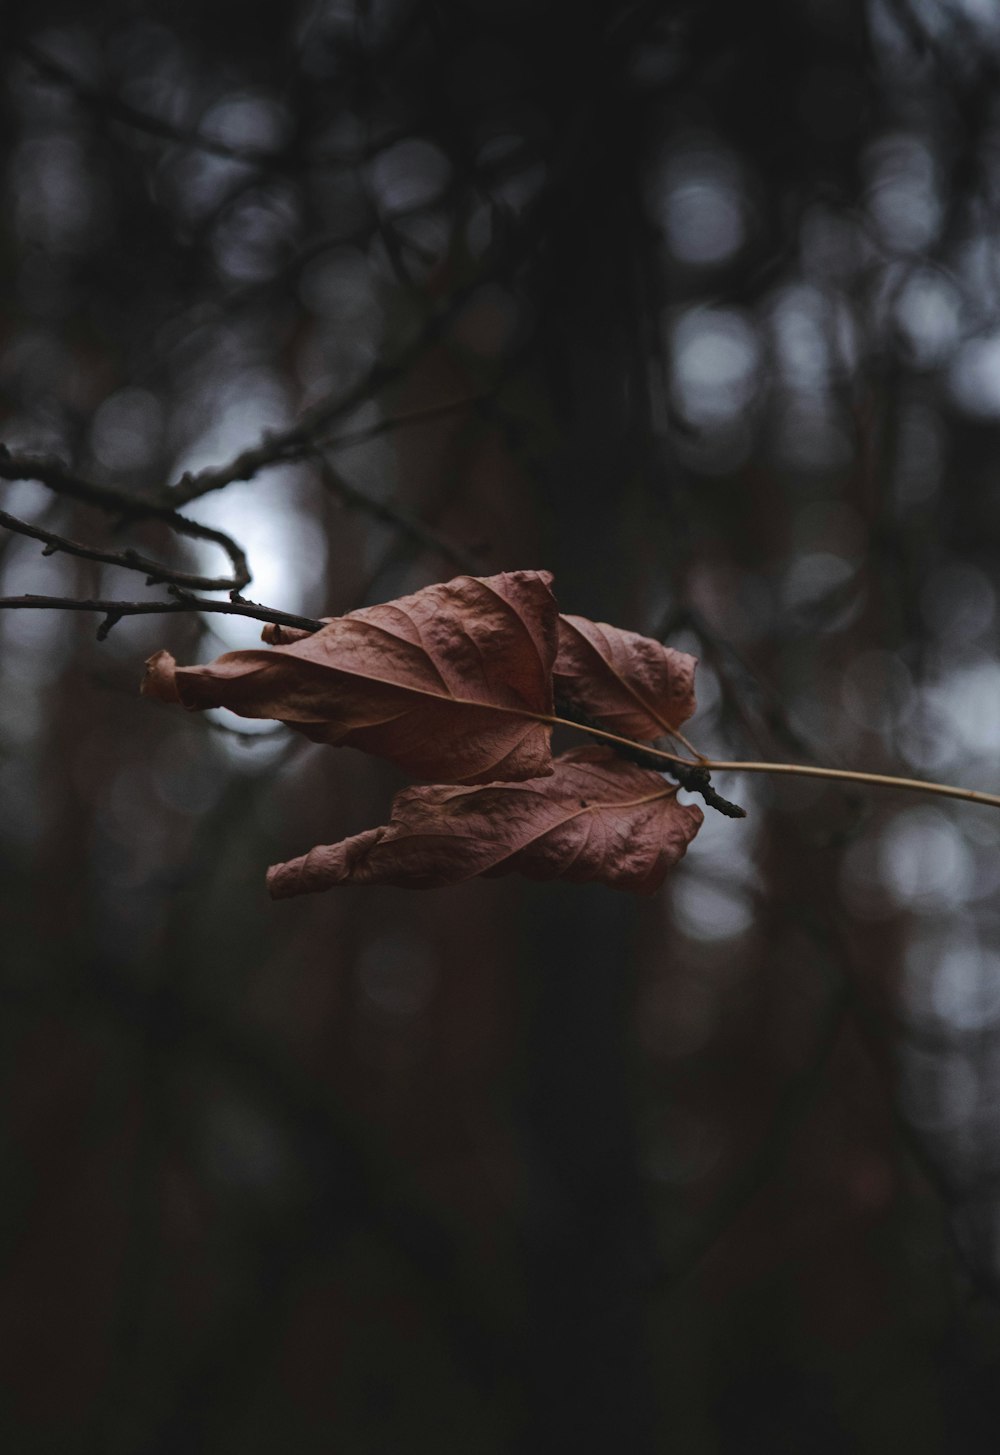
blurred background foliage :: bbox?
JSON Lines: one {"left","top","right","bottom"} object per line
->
{"left": 4, "top": 0, "right": 1000, "bottom": 1450}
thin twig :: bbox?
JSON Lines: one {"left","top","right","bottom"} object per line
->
{"left": 0, "top": 394, "right": 485, "bottom": 585}
{"left": 316, "top": 393, "right": 489, "bottom": 453}
{"left": 0, "top": 446, "right": 251, "bottom": 590}
{"left": 548, "top": 713, "right": 1000, "bottom": 815}
{"left": 18, "top": 42, "right": 283, "bottom": 168}
{"left": 313, "top": 453, "right": 483, "bottom": 571}
{"left": 0, "top": 508, "right": 246, "bottom": 593}
{"left": 669, "top": 603, "right": 817, "bottom": 763}
{"left": 0, "top": 594, "right": 324, "bottom": 640}
{"left": 163, "top": 277, "right": 500, "bottom": 509}
{"left": 553, "top": 700, "right": 744, "bottom": 817}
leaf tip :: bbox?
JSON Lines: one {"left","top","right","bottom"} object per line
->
{"left": 141, "top": 649, "right": 181, "bottom": 703}
{"left": 265, "top": 860, "right": 297, "bottom": 899}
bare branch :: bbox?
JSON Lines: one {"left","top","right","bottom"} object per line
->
{"left": 0, "top": 442, "right": 171, "bottom": 516}
{"left": 0, "top": 386, "right": 487, "bottom": 604}
{"left": 0, "top": 593, "right": 324, "bottom": 640}
{"left": 317, "top": 393, "right": 489, "bottom": 454}
{"left": 163, "top": 377, "right": 396, "bottom": 504}
{"left": 313, "top": 454, "right": 483, "bottom": 572}
{"left": 164, "top": 277, "right": 498, "bottom": 509}
{"left": 0, "top": 446, "right": 251, "bottom": 591}
{"left": 0, "top": 509, "right": 248, "bottom": 593}
{"left": 18, "top": 42, "right": 283, "bottom": 169}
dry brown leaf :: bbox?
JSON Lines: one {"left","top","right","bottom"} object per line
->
{"left": 554, "top": 614, "right": 697, "bottom": 741}
{"left": 143, "top": 570, "right": 558, "bottom": 783}
{"left": 266, "top": 747, "right": 703, "bottom": 897}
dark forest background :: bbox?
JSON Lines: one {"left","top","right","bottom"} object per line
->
{"left": 4, "top": 1, "right": 1000, "bottom": 1450}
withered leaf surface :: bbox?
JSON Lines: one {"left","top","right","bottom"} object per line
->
{"left": 266, "top": 747, "right": 703, "bottom": 898}
{"left": 554, "top": 615, "right": 697, "bottom": 741}
{"left": 143, "top": 571, "right": 558, "bottom": 783}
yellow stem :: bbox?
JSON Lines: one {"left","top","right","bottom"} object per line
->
{"left": 548, "top": 715, "right": 693, "bottom": 765}
{"left": 548, "top": 716, "right": 1000, "bottom": 811}
{"left": 702, "top": 759, "right": 1000, "bottom": 811}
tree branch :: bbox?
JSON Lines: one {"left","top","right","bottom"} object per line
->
{"left": 313, "top": 453, "right": 483, "bottom": 571}
{"left": 163, "top": 274, "right": 503, "bottom": 509}
{"left": 0, "top": 446, "right": 251, "bottom": 591}
{"left": 0, "top": 593, "right": 324, "bottom": 640}
{"left": 0, "top": 508, "right": 248, "bottom": 593}
{"left": 18, "top": 41, "right": 284, "bottom": 168}
{"left": 317, "top": 393, "right": 489, "bottom": 454}
{"left": 554, "top": 698, "right": 748, "bottom": 818}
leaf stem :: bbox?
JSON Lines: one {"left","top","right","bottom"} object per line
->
{"left": 702, "top": 759, "right": 1000, "bottom": 811}
{"left": 552, "top": 715, "right": 1000, "bottom": 812}
{"left": 548, "top": 715, "right": 693, "bottom": 765}
{"left": 664, "top": 723, "right": 707, "bottom": 761}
